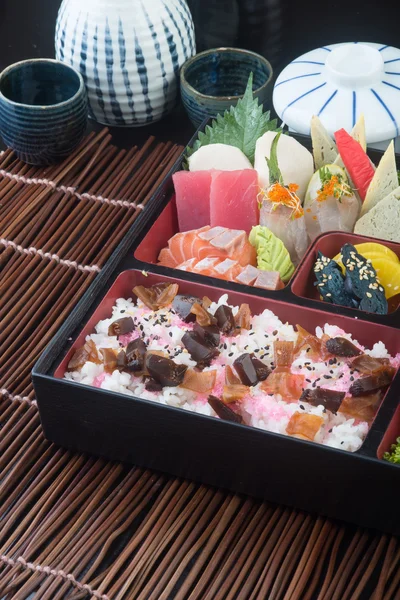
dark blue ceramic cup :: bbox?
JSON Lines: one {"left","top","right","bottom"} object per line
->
{"left": 0, "top": 59, "right": 88, "bottom": 165}
{"left": 180, "top": 47, "right": 273, "bottom": 128}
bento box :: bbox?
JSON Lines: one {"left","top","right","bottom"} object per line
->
{"left": 33, "top": 260, "right": 400, "bottom": 534}
{"left": 33, "top": 118, "right": 400, "bottom": 535}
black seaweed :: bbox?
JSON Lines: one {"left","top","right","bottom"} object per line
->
{"left": 313, "top": 252, "right": 356, "bottom": 308}
{"left": 208, "top": 395, "right": 244, "bottom": 424}
{"left": 181, "top": 331, "right": 220, "bottom": 368}
{"left": 341, "top": 244, "right": 388, "bottom": 315}
{"left": 215, "top": 305, "right": 236, "bottom": 336}
{"left": 300, "top": 388, "right": 345, "bottom": 413}
{"left": 145, "top": 354, "right": 187, "bottom": 387}
{"left": 172, "top": 294, "right": 202, "bottom": 322}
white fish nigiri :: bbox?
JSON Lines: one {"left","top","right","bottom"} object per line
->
{"left": 260, "top": 202, "right": 309, "bottom": 265}
{"left": 188, "top": 143, "right": 252, "bottom": 171}
{"left": 258, "top": 132, "right": 309, "bottom": 265}
{"left": 304, "top": 164, "right": 361, "bottom": 243}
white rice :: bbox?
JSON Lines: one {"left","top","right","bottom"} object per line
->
{"left": 65, "top": 294, "right": 399, "bottom": 453}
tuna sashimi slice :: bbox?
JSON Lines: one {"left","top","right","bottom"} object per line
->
{"left": 210, "top": 170, "right": 259, "bottom": 234}
{"left": 173, "top": 171, "right": 212, "bottom": 232}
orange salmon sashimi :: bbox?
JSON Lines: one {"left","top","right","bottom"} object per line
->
{"left": 261, "top": 372, "right": 305, "bottom": 402}
{"left": 176, "top": 256, "right": 283, "bottom": 290}
{"left": 158, "top": 226, "right": 257, "bottom": 269}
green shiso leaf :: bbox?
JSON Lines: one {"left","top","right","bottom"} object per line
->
{"left": 383, "top": 436, "right": 400, "bottom": 464}
{"left": 185, "top": 72, "right": 280, "bottom": 166}
{"left": 265, "top": 132, "right": 284, "bottom": 185}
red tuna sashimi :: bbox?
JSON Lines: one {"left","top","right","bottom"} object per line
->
{"left": 173, "top": 171, "right": 212, "bottom": 232}
{"left": 334, "top": 129, "right": 375, "bottom": 201}
{"left": 210, "top": 170, "right": 259, "bottom": 233}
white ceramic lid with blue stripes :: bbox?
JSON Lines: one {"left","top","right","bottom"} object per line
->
{"left": 273, "top": 42, "right": 400, "bottom": 144}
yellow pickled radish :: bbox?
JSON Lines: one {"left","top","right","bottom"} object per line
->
{"left": 353, "top": 243, "right": 399, "bottom": 262}
{"left": 362, "top": 251, "right": 399, "bottom": 263}
{"left": 369, "top": 258, "right": 400, "bottom": 299}
{"left": 333, "top": 243, "right": 399, "bottom": 273}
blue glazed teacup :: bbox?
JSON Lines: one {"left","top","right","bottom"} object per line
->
{"left": 0, "top": 59, "right": 88, "bottom": 165}
{"left": 180, "top": 47, "right": 273, "bottom": 128}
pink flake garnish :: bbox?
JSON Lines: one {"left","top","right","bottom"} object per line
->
{"left": 93, "top": 373, "right": 106, "bottom": 388}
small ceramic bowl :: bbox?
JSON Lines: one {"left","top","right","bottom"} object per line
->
{"left": 180, "top": 47, "right": 273, "bottom": 127}
{"left": 0, "top": 59, "right": 88, "bottom": 165}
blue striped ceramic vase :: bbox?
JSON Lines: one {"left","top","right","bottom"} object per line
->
{"left": 55, "top": 0, "right": 196, "bottom": 126}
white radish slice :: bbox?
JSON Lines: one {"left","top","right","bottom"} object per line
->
{"left": 254, "top": 131, "right": 314, "bottom": 201}
{"left": 188, "top": 144, "right": 252, "bottom": 172}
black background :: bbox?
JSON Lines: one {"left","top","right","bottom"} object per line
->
{"left": 0, "top": 0, "right": 398, "bottom": 148}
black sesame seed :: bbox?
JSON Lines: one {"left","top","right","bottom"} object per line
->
{"left": 228, "top": 352, "right": 234, "bottom": 357}
{"left": 300, "top": 404, "right": 305, "bottom": 410}
{"left": 169, "top": 332, "right": 173, "bottom": 337}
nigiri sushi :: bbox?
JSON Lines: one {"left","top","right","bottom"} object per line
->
{"left": 304, "top": 164, "right": 361, "bottom": 243}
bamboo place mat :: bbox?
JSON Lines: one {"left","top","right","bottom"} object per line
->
{"left": 0, "top": 131, "right": 399, "bottom": 600}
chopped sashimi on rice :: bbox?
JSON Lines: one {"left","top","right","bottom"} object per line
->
{"left": 65, "top": 283, "right": 398, "bottom": 453}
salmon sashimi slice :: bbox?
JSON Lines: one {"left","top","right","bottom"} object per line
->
{"left": 286, "top": 412, "right": 324, "bottom": 441}
{"left": 261, "top": 372, "right": 305, "bottom": 402}
{"left": 158, "top": 247, "right": 178, "bottom": 268}
{"left": 198, "top": 226, "right": 227, "bottom": 241}
{"left": 193, "top": 257, "right": 220, "bottom": 277}
{"left": 214, "top": 259, "right": 243, "bottom": 281}
{"left": 235, "top": 265, "right": 260, "bottom": 286}
{"left": 158, "top": 226, "right": 257, "bottom": 268}
{"left": 254, "top": 271, "right": 283, "bottom": 290}
{"left": 177, "top": 258, "right": 199, "bottom": 271}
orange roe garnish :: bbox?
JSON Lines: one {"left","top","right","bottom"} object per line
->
{"left": 259, "top": 182, "right": 304, "bottom": 220}
{"left": 317, "top": 175, "right": 353, "bottom": 202}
